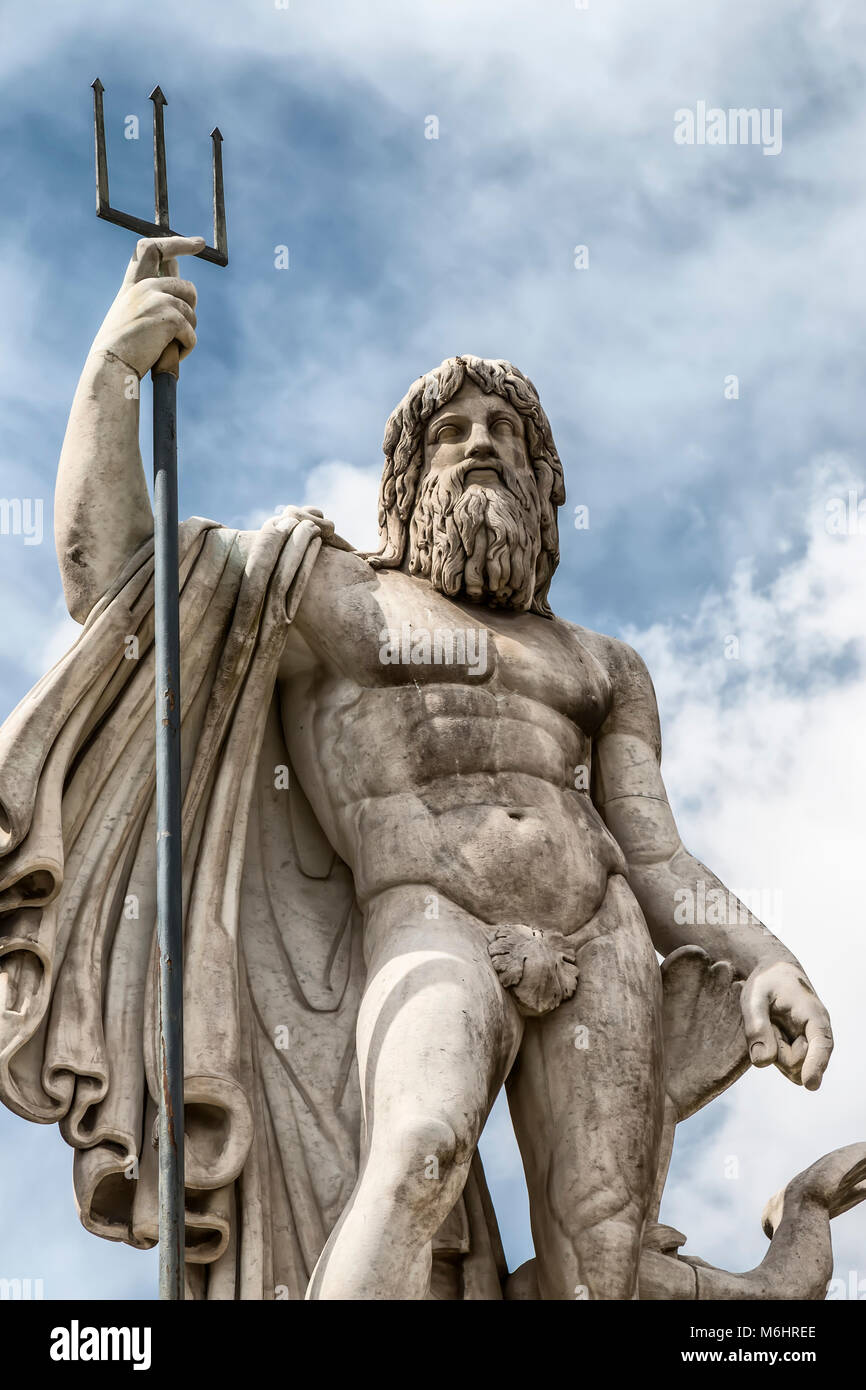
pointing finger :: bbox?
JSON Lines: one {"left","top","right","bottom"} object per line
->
{"left": 124, "top": 236, "right": 206, "bottom": 285}
{"left": 154, "top": 237, "right": 206, "bottom": 281}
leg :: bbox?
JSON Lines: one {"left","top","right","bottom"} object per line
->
{"left": 507, "top": 874, "right": 664, "bottom": 1300}
{"left": 306, "top": 885, "right": 523, "bottom": 1300}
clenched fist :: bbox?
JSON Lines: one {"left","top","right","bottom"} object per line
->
{"left": 89, "top": 234, "right": 204, "bottom": 378}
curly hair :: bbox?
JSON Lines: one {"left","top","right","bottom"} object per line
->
{"left": 366, "top": 355, "right": 566, "bottom": 617}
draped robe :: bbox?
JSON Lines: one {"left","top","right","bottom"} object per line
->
{"left": 0, "top": 513, "right": 505, "bottom": 1299}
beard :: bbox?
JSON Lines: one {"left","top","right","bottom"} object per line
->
{"left": 408, "top": 458, "right": 542, "bottom": 611}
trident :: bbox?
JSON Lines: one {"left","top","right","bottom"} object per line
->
{"left": 91, "top": 79, "right": 228, "bottom": 1301}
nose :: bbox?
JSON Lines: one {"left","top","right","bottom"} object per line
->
{"left": 465, "top": 422, "right": 497, "bottom": 459}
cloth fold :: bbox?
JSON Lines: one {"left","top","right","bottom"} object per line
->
{"left": 0, "top": 513, "right": 505, "bottom": 1299}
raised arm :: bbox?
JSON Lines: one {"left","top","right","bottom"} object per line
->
{"left": 55, "top": 235, "right": 202, "bottom": 622}
{"left": 592, "top": 637, "right": 833, "bottom": 1091}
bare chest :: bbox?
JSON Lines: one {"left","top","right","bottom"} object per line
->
{"left": 288, "top": 558, "right": 612, "bottom": 739}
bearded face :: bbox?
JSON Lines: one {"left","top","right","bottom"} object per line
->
{"left": 408, "top": 383, "right": 543, "bottom": 611}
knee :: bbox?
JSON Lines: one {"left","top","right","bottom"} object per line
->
{"left": 396, "top": 1113, "right": 462, "bottom": 1181}
{"left": 371, "top": 1113, "right": 466, "bottom": 1212}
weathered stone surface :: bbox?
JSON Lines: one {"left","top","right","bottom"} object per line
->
{"left": 0, "top": 236, "right": 859, "bottom": 1299}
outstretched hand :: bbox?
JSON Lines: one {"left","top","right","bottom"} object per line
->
{"left": 741, "top": 961, "right": 834, "bottom": 1090}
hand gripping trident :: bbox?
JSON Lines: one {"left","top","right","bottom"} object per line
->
{"left": 91, "top": 79, "right": 228, "bottom": 1301}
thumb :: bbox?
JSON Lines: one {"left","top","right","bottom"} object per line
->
{"left": 741, "top": 977, "right": 778, "bottom": 1067}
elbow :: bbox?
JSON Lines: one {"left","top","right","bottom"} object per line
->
{"left": 602, "top": 795, "right": 682, "bottom": 869}
{"left": 61, "top": 577, "right": 96, "bottom": 625}
{"left": 55, "top": 504, "right": 98, "bottom": 623}
{"left": 59, "top": 546, "right": 101, "bottom": 625}
{"left": 55, "top": 513, "right": 153, "bottom": 624}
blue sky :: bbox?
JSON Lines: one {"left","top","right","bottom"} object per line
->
{"left": 1, "top": 0, "right": 865, "bottom": 1299}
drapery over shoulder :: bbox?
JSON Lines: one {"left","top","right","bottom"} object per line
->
{"left": 0, "top": 512, "right": 505, "bottom": 1299}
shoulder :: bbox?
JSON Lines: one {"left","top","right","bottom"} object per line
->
{"left": 289, "top": 542, "right": 388, "bottom": 669}
{"left": 302, "top": 541, "right": 379, "bottom": 598}
{"left": 554, "top": 617, "right": 653, "bottom": 687}
{"left": 556, "top": 619, "right": 661, "bottom": 753}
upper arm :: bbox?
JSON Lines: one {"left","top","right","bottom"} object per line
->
{"left": 283, "top": 541, "right": 376, "bottom": 675}
{"left": 591, "top": 639, "right": 682, "bottom": 866}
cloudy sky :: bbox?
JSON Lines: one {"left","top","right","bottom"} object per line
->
{"left": 1, "top": 0, "right": 864, "bottom": 1299}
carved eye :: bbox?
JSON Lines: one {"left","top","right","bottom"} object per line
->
{"left": 432, "top": 423, "right": 460, "bottom": 443}
{"left": 492, "top": 417, "right": 516, "bottom": 436}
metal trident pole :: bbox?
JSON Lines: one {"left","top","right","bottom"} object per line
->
{"left": 91, "top": 80, "right": 228, "bottom": 1300}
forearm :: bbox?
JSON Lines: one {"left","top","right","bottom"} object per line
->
{"left": 594, "top": 660, "right": 832, "bottom": 1088}
{"left": 55, "top": 348, "right": 153, "bottom": 621}
{"left": 628, "top": 845, "right": 800, "bottom": 978}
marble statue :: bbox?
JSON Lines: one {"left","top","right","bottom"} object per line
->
{"left": 0, "top": 235, "right": 862, "bottom": 1299}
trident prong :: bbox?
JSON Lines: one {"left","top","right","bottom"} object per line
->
{"left": 91, "top": 78, "right": 228, "bottom": 266}
{"left": 149, "top": 86, "right": 170, "bottom": 231}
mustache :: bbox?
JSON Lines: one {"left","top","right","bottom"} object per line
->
{"left": 455, "top": 456, "right": 503, "bottom": 480}
{"left": 428, "top": 456, "right": 535, "bottom": 512}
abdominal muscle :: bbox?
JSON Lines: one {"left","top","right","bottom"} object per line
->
{"left": 334, "top": 777, "right": 627, "bottom": 935}
{"left": 282, "top": 676, "right": 628, "bottom": 937}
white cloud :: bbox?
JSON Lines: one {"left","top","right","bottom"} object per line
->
{"left": 301, "top": 460, "right": 381, "bottom": 553}
{"left": 627, "top": 464, "right": 866, "bottom": 1285}
{"left": 242, "top": 459, "right": 381, "bottom": 551}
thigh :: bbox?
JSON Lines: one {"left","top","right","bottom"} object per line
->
{"left": 359, "top": 885, "right": 524, "bottom": 1156}
{"left": 507, "top": 874, "right": 665, "bottom": 1294}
